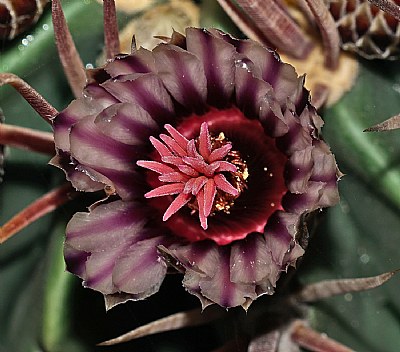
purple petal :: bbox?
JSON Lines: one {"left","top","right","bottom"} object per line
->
{"left": 64, "top": 243, "right": 89, "bottom": 277}
{"left": 50, "top": 153, "right": 105, "bottom": 192}
{"left": 66, "top": 200, "right": 148, "bottom": 252}
{"left": 94, "top": 102, "right": 159, "bottom": 145}
{"left": 53, "top": 84, "right": 118, "bottom": 152}
{"left": 65, "top": 200, "right": 165, "bottom": 295}
{"left": 198, "top": 248, "right": 257, "bottom": 308}
{"left": 162, "top": 244, "right": 257, "bottom": 308}
{"left": 105, "top": 48, "right": 155, "bottom": 77}
{"left": 69, "top": 116, "right": 142, "bottom": 199}
{"left": 102, "top": 73, "right": 175, "bottom": 124}
{"left": 230, "top": 233, "right": 274, "bottom": 284}
{"left": 186, "top": 28, "right": 237, "bottom": 107}
{"left": 235, "top": 63, "right": 273, "bottom": 119}
{"left": 112, "top": 236, "right": 168, "bottom": 296}
{"left": 265, "top": 211, "right": 304, "bottom": 267}
{"left": 153, "top": 44, "right": 207, "bottom": 113}
{"left": 84, "top": 246, "right": 126, "bottom": 294}
{"left": 238, "top": 40, "right": 306, "bottom": 106}
{"left": 276, "top": 107, "right": 313, "bottom": 155}
{"left": 285, "top": 147, "right": 314, "bottom": 194}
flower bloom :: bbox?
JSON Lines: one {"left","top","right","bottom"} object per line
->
{"left": 53, "top": 28, "right": 339, "bottom": 309}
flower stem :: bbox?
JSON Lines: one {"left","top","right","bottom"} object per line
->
{"left": 0, "top": 183, "right": 77, "bottom": 244}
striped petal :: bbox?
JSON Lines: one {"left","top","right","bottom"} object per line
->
{"left": 66, "top": 201, "right": 148, "bottom": 252}
{"left": 53, "top": 83, "right": 118, "bottom": 152}
{"left": 153, "top": 44, "right": 207, "bottom": 113}
{"left": 69, "top": 116, "right": 141, "bottom": 199}
{"left": 65, "top": 200, "right": 164, "bottom": 296}
{"left": 186, "top": 28, "right": 237, "bottom": 107}
{"left": 102, "top": 73, "right": 175, "bottom": 124}
{"left": 94, "top": 102, "right": 159, "bottom": 146}
{"left": 113, "top": 236, "right": 168, "bottom": 297}
{"left": 105, "top": 48, "right": 155, "bottom": 77}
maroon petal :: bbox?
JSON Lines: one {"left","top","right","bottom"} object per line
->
{"left": 153, "top": 44, "right": 207, "bottom": 113}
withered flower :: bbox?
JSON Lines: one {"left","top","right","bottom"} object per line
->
{"left": 53, "top": 27, "right": 340, "bottom": 309}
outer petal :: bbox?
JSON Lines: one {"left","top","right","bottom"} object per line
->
{"left": 230, "top": 233, "right": 274, "bottom": 285}
{"left": 65, "top": 200, "right": 167, "bottom": 298}
{"left": 264, "top": 211, "right": 304, "bottom": 268}
{"left": 105, "top": 48, "right": 155, "bottom": 77}
{"left": 69, "top": 115, "right": 144, "bottom": 199}
{"left": 235, "top": 62, "right": 273, "bottom": 119}
{"left": 66, "top": 201, "right": 148, "bottom": 252}
{"left": 238, "top": 40, "right": 308, "bottom": 107}
{"left": 153, "top": 44, "right": 208, "bottom": 113}
{"left": 102, "top": 73, "right": 175, "bottom": 124}
{"left": 49, "top": 153, "right": 106, "bottom": 192}
{"left": 94, "top": 102, "right": 159, "bottom": 146}
{"left": 113, "top": 236, "right": 169, "bottom": 297}
{"left": 186, "top": 28, "right": 237, "bottom": 107}
{"left": 161, "top": 244, "right": 257, "bottom": 308}
{"left": 53, "top": 84, "right": 118, "bottom": 152}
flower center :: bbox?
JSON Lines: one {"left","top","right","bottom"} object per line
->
{"left": 137, "top": 122, "right": 248, "bottom": 230}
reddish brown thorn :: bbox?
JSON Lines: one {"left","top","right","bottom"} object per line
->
{"left": 0, "top": 73, "right": 57, "bottom": 124}
{"left": 0, "top": 124, "right": 54, "bottom": 155}
{"left": 368, "top": 0, "right": 400, "bottom": 21}
{"left": 218, "top": 0, "right": 314, "bottom": 59}
{"left": 98, "top": 307, "right": 224, "bottom": 346}
{"left": 293, "top": 270, "right": 398, "bottom": 303}
{"left": 52, "top": 0, "right": 86, "bottom": 98}
{"left": 291, "top": 321, "right": 354, "bottom": 352}
{"left": 364, "top": 114, "right": 400, "bottom": 132}
{"left": 0, "top": 183, "right": 77, "bottom": 244}
{"left": 103, "top": 0, "right": 120, "bottom": 60}
{"left": 303, "top": 0, "right": 340, "bottom": 69}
